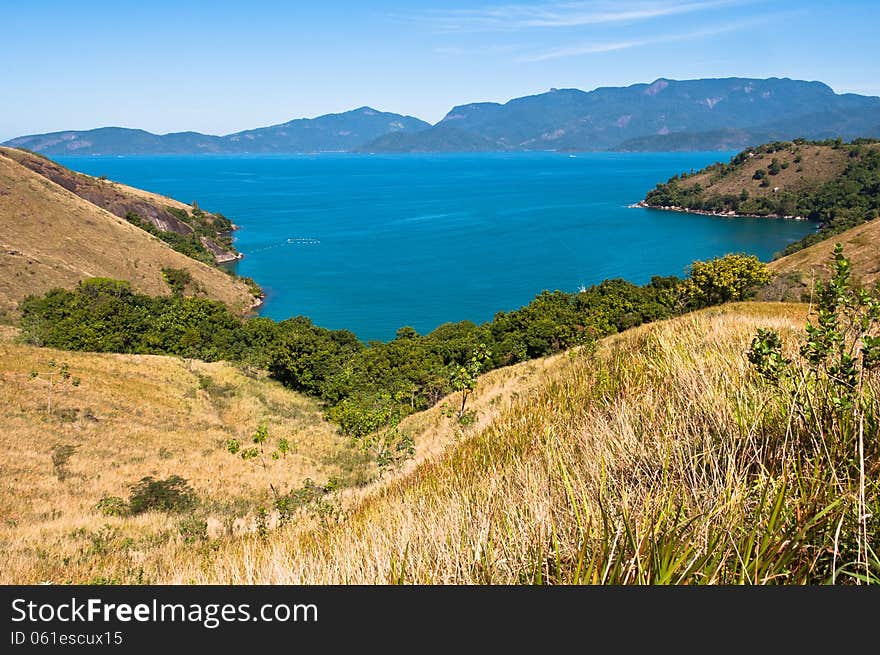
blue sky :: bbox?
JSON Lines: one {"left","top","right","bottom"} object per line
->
{"left": 3, "top": 0, "right": 878, "bottom": 141}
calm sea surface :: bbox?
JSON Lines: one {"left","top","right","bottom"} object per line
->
{"left": 57, "top": 152, "right": 815, "bottom": 341}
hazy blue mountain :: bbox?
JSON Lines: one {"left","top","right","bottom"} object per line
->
{"left": 364, "top": 78, "right": 880, "bottom": 152}
{"left": 613, "top": 106, "right": 880, "bottom": 151}
{"left": 353, "top": 123, "right": 497, "bottom": 153}
{"left": 222, "top": 107, "right": 430, "bottom": 152}
{"left": 3, "top": 127, "right": 225, "bottom": 155}
{"left": 7, "top": 78, "right": 880, "bottom": 154}
{"left": 5, "top": 107, "right": 430, "bottom": 155}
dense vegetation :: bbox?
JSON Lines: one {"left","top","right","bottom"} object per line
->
{"left": 124, "top": 211, "right": 217, "bottom": 265}
{"left": 123, "top": 204, "right": 237, "bottom": 265}
{"left": 19, "top": 254, "right": 769, "bottom": 436}
{"left": 644, "top": 139, "right": 880, "bottom": 256}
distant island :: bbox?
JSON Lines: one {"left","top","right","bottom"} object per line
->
{"left": 6, "top": 77, "right": 880, "bottom": 155}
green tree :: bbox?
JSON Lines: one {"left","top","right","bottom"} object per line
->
{"left": 684, "top": 254, "right": 770, "bottom": 308}
{"left": 227, "top": 424, "right": 294, "bottom": 504}
{"left": 450, "top": 344, "right": 492, "bottom": 419}
{"left": 161, "top": 267, "right": 192, "bottom": 297}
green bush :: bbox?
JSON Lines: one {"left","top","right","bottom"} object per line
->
{"left": 747, "top": 245, "right": 879, "bottom": 581}
{"left": 95, "top": 495, "right": 129, "bottom": 517}
{"left": 161, "top": 267, "right": 192, "bottom": 297}
{"left": 178, "top": 516, "right": 208, "bottom": 543}
{"left": 128, "top": 475, "right": 197, "bottom": 514}
{"left": 684, "top": 254, "right": 770, "bottom": 308}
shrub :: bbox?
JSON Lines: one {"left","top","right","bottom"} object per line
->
{"left": 128, "top": 475, "right": 197, "bottom": 514}
{"left": 747, "top": 245, "right": 879, "bottom": 582}
{"left": 161, "top": 267, "right": 193, "bottom": 297}
{"left": 95, "top": 495, "right": 129, "bottom": 517}
{"left": 51, "top": 444, "right": 77, "bottom": 481}
{"left": 683, "top": 254, "right": 771, "bottom": 308}
{"left": 178, "top": 516, "right": 208, "bottom": 543}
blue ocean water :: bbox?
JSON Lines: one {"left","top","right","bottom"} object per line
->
{"left": 57, "top": 152, "right": 815, "bottom": 342}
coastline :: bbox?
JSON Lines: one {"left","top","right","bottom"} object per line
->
{"left": 630, "top": 200, "right": 810, "bottom": 221}
{"left": 214, "top": 251, "right": 244, "bottom": 264}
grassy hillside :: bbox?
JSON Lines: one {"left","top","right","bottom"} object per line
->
{"left": 762, "top": 217, "right": 880, "bottom": 300}
{"left": 6, "top": 298, "right": 875, "bottom": 584}
{"left": 666, "top": 142, "right": 855, "bottom": 201}
{"left": 0, "top": 150, "right": 256, "bottom": 319}
{"left": 0, "top": 325, "right": 555, "bottom": 583}
{"left": 163, "top": 301, "right": 875, "bottom": 584}
{"left": 1, "top": 146, "right": 241, "bottom": 264}
{"left": 0, "top": 326, "right": 357, "bottom": 583}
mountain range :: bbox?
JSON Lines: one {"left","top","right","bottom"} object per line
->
{"left": 6, "top": 77, "right": 880, "bottom": 154}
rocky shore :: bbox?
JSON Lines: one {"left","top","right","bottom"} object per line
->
{"left": 631, "top": 200, "right": 809, "bottom": 221}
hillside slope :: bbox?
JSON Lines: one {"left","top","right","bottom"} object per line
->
{"left": 762, "top": 217, "right": 880, "bottom": 300}
{"left": 0, "top": 325, "right": 557, "bottom": 583}
{"left": 642, "top": 139, "right": 880, "bottom": 260}
{"left": 146, "top": 301, "right": 863, "bottom": 585}
{"left": 642, "top": 141, "right": 875, "bottom": 213}
{"left": 0, "top": 328, "right": 356, "bottom": 583}
{"left": 12, "top": 301, "right": 870, "bottom": 584}
{"left": 0, "top": 150, "right": 256, "bottom": 318}
{"left": 1, "top": 147, "right": 240, "bottom": 263}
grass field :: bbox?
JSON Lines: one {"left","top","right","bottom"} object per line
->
{"left": 5, "top": 300, "right": 873, "bottom": 584}
{"left": 0, "top": 324, "right": 557, "bottom": 583}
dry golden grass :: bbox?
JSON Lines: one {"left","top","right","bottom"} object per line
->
{"left": 0, "top": 327, "right": 364, "bottom": 583}
{"left": 145, "top": 302, "right": 814, "bottom": 584}
{"left": 682, "top": 144, "right": 860, "bottom": 200}
{"left": 4, "top": 301, "right": 832, "bottom": 584}
{"left": 0, "top": 149, "right": 254, "bottom": 319}
{"left": 0, "top": 324, "right": 558, "bottom": 583}
{"left": 768, "top": 217, "right": 880, "bottom": 290}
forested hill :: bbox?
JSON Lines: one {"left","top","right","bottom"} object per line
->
{"left": 641, "top": 138, "right": 880, "bottom": 257}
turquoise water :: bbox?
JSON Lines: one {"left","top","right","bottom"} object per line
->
{"left": 57, "top": 152, "right": 815, "bottom": 342}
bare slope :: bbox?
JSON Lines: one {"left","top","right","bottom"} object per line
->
{"left": 0, "top": 151, "right": 255, "bottom": 318}
{"left": 1, "top": 147, "right": 239, "bottom": 262}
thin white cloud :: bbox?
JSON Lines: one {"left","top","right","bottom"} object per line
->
{"left": 518, "top": 15, "right": 772, "bottom": 61}
{"left": 416, "top": 0, "right": 749, "bottom": 32}
{"left": 434, "top": 43, "right": 524, "bottom": 56}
